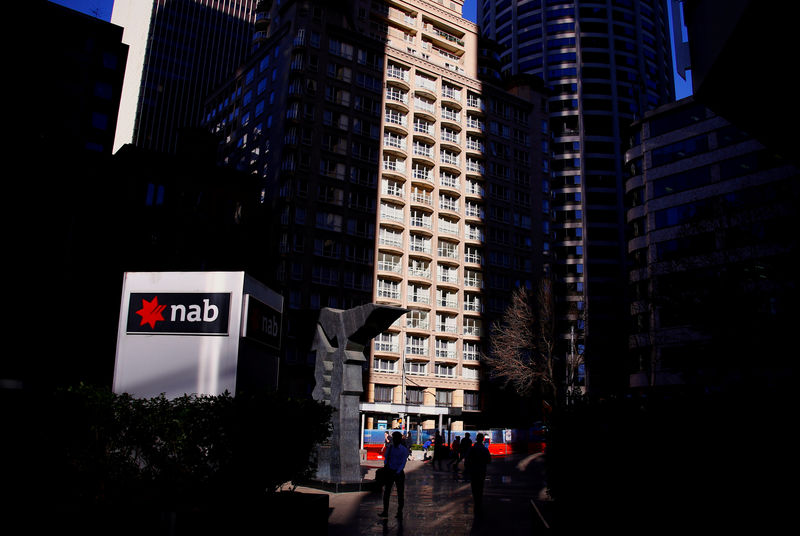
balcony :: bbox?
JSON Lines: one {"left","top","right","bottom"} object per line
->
{"left": 410, "top": 190, "right": 432, "bottom": 206}
{"left": 466, "top": 117, "right": 485, "bottom": 131}
{"left": 385, "top": 110, "right": 408, "bottom": 128}
{"left": 464, "top": 276, "right": 483, "bottom": 289}
{"left": 437, "top": 244, "right": 459, "bottom": 260}
{"left": 386, "top": 86, "right": 409, "bottom": 103}
{"left": 408, "top": 266, "right": 431, "bottom": 280}
{"left": 387, "top": 64, "right": 410, "bottom": 85}
{"left": 410, "top": 214, "right": 433, "bottom": 231}
{"left": 463, "top": 324, "right": 482, "bottom": 337}
{"left": 382, "top": 158, "right": 406, "bottom": 175}
{"left": 464, "top": 300, "right": 483, "bottom": 313}
{"left": 377, "top": 260, "right": 402, "bottom": 274}
{"left": 440, "top": 151, "right": 460, "bottom": 167}
{"left": 441, "top": 107, "right": 461, "bottom": 123}
{"left": 465, "top": 160, "right": 484, "bottom": 175}
{"left": 412, "top": 166, "right": 434, "bottom": 183}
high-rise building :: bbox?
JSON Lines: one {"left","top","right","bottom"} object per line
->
{"left": 479, "top": 0, "right": 675, "bottom": 396}
{"left": 111, "top": 0, "right": 258, "bottom": 154}
{"left": 33, "top": 1, "right": 128, "bottom": 156}
{"left": 625, "top": 96, "right": 799, "bottom": 392}
{"left": 204, "top": 0, "right": 550, "bottom": 430}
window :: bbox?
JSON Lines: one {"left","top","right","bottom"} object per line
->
{"left": 373, "top": 359, "right": 396, "bottom": 374}
{"left": 374, "top": 384, "right": 394, "bottom": 402}
{"left": 406, "top": 387, "right": 424, "bottom": 405}
{"left": 315, "top": 212, "right": 342, "bottom": 231}
{"left": 463, "top": 391, "right": 479, "bottom": 410}
{"left": 405, "top": 360, "right": 428, "bottom": 376}
{"left": 435, "top": 338, "right": 456, "bottom": 359}
{"left": 435, "top": 389, "right": 453, "bottom": 406}
{"left": 406, "top": 335, "right": 428, "bottom": 356}
{"left": 377, "top": 279, "right": 400, "bottom": 300}
{"left": 406, "top": 309, "right": 429, "bottom": 330}
{"left": 374, "top": 332, "right": 399, "bottom": 352}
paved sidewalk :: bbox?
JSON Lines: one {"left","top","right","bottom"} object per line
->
{"left": 298, "top": 452, "right": 550, "bottom": 535}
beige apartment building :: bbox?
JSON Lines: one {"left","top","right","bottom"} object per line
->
{"left": 204, "top": 0, "right": 549, "bottom": 431}
{"left": 361, "top": 0, "right": 548, "bottom": 432}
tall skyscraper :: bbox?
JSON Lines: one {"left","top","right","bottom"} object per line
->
{"left": 204, "top": 0, "right": 550, "bottom": 430}
{"left": 479, "top": 0, "right": 675, "bottom": 396}
{"left": 111, "top": 0, "right": 258, "bottom": 154}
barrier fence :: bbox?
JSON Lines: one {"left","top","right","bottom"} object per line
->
{"left": 362, "top": 426, "right": 547, "bottom": 460}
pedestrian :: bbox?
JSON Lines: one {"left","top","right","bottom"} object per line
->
{"left": 422, "top": 438, "right": 432, "bottom": 460}
{"left": 380, "top": 430, "right": 390, "bottom": 458}
{"left": 448, "top": 436, "right": 461, "bottom": 470}
{"left": 432, "top": 429, "right": 444, "bottom": 470}
{"left": 465, "top": 432, "right": 491, "bottom": 515}
{"left": 379, "top": 431, "right": 409, "bottom": 519}
{"left": 457, "top": 432, "right": 472, "bottom": 473}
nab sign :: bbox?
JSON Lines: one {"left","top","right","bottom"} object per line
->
{"left": 242, "top": 294, "right": 282, "bottom": 350}
{"left": 113, "top": 272, "right": 283, "bottom": 399}
{"left": 126, "top": 293, "right": 231, "bottom": 335}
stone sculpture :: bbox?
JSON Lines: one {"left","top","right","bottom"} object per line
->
{"left": 311, "top": 304, "right": 407, "bottom": 483}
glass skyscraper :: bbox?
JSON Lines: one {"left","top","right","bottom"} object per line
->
{"left": 479, "top": 0, "right": 675, "bottom": 395}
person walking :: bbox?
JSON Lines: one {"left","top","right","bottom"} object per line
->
{"left": 456, "top": 432, "right": 472, "bottom": 474}
{"left": 432, "top": 430, "right": 445, "bottom": 470}
{"left": 379, "top": 431, "right": 409, "bottom": 519}
{"left": 465, "top": 432, "right": 491, "bottom": 515}
{"left": 448, "top": 436, "right": 461, "bottom": 471}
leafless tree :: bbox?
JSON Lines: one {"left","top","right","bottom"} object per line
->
{"left": 482, "top": 279, "right": 558, "bottom": 404}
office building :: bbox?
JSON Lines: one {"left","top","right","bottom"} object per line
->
{"left": 111, "top": 0, "right": 258, "bottom": 154}
{"left": 204, "top": 0, "right": 550, "bottom": 430}
{"left": 479, "top": 0, "right": 675, "bottom": 395}
{"left": 32, "top": 1, "right": 128, "bottom": 156}
{"left": 625, "top": 97, "right": 798, "bottom": 392}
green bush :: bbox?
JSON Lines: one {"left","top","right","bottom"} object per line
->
{"left": 45, "top": 384, "right": 332, "bottom": 509}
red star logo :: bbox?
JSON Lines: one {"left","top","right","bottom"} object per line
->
{"left": 135, "top": 296, "right": 167, "bottom": 329}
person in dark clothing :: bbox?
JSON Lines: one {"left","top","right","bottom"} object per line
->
{"left": 448, "top": 436, "right": 461, "bottom": 470}
{"left": 379, "top": 431, "right": 409, "bottom": 519}
{"left": 455, "top": 432, "right": 472, "bottom": 473}
{"left": 432, "top": 429, "right": 445, "bottom": 470}
{"left": 465, "top": 432, "right": 491, "bottom": 515}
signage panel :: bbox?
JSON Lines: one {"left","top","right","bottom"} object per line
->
{"left": 126, "top": 292, "right": 231, "bottom": 335}
{"left": 242, "top": 294, "right": 282, "bottom": 350}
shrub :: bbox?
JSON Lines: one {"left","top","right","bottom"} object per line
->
{"left": 45, "top": 384, "right": 332, "bottom": 509}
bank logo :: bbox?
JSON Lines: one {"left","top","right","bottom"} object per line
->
{"left": 135, "top": 296, "right": 167, "bottom": 329}
{"left": 127, "top": 293, "right": 231, "bottom": 335}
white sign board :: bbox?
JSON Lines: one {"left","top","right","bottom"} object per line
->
{"left": 113, "top": 271, "right": 282, "bottom": 399}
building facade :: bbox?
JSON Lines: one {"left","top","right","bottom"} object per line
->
{"left": 479, "top": 0, "right": 675, "bottom": 396}
{"left": 204, "top": 0, "right": 550, "bottom": 430}
{"left": 111, "top": 0, "right": 258, "bottom": 154}
{"left": 625, "top": 97, "right": 799, "bottom": 392}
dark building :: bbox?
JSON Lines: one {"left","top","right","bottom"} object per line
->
{"left": 681, "top": 0, "right": 800, "bottom": 163}
{"left": 32, "top": 1, "right": 128, "bottom": 156}
{"left": 479, "top": 0, "right": 677, "bottom": 398}
{"left": 111, "top": 0, "right": 258, "bottom": 154}
{"left": 9, "top": 1, "right": 127, "bottom": 391}
{"left": 625, "top": 96, "right": 799, "bottom": 394}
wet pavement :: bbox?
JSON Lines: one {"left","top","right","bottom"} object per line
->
{"left": 300, "top": 452, "right": 550, "bottom": 536}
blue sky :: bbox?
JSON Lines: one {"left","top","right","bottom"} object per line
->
{"left": 51, "top": 0, "right": 690, "bottom": 97}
